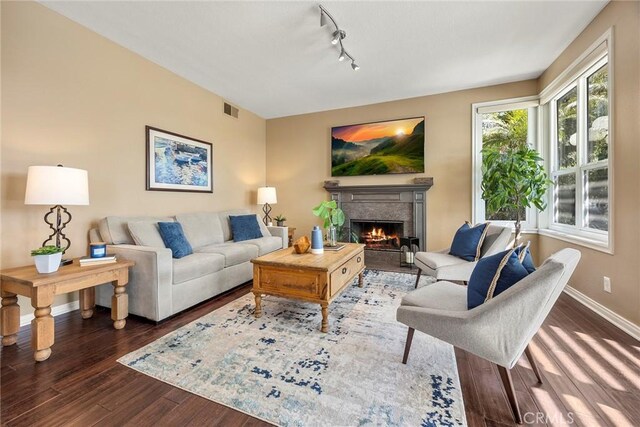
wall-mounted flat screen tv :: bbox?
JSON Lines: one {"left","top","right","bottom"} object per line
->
{"left": 331, "top": 117, "right": 425, "bottom": 176}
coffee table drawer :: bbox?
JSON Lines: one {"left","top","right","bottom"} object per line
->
{"left": 257, "top": 267, "right": 322, "bottom": 298}
{"left": 330, "top": 251, "right": 364, "bottom": 297}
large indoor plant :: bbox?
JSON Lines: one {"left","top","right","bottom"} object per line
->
{"left": 481, "top": 140, "right": 551, "bottom": 247}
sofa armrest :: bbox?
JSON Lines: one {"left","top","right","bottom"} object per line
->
{"left": 100, "top": 244, "right": 174, "bottom": 321}
{"left": 267, "top": 226, "right": 288, "bottom": 249}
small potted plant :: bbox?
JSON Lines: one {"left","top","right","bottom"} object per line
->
{"left": 274, "top": 214, "right": 287, "bottom": 227}
{"left": 31, "top": 246, "right": 64, "bottom": 274}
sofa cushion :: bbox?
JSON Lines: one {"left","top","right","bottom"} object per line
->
{"left": 467, "top": 248, "right": 529, "bottom": 309}
{"left": 230, "top": 214, "right": 263, "bottom": 242}
{"left": 450, "top": 222, "right": 490, "bottom": 262}
{"left": 175, "top": 212, "right": 224, "bottom": 248}
{"left": 242, "top": 236, "right": 283, "bottom": 256}
{"left": 414, "top": 251, "right": 468, "bottom": 271}
{"left": 99, "top": 216, "right": 173, "bottom": 245}
{"left": 172, "top": 253, "right": 225, "bottom": 285}
{"left": 401, "top": 281, "right": 468, "bottom": 312}
{"left": 515, "top": 241, "right": 536, "bottom": 273}
{"left": 158, "top": 222, "right": 193, "bottom": 259}
{"left": 127, "top": 220, "right": 171, "bottom": 248}
{"left": 219, "top": 209, "right": 271, "bottom": 241}
{"left": 196, "top": 243, "right": 258, "bottom": 267}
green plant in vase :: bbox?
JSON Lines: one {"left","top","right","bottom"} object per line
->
{"left": 30, "top": 245, "right": 64, "bottom": 274}
{"left": 312, "top": 200, "right": 357, "bottom": 246}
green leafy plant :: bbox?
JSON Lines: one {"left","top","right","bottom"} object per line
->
{"left": 312, "top": 200, "right": 358, "bottom": 243}
{"left": 274, "top": 214, "right": 287, "bottom": 222}
{"left": 312, "top": 200, "right": 345, "bottom": 228}
{"left": 30, "top": 245, "right": 64, "bottom": 256}
{"left": 481, "top": 141, "right": 552, "bottom": 247}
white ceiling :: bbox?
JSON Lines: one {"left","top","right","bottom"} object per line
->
{"left": 41, "top": 1, "right": 608, "bottom": 119}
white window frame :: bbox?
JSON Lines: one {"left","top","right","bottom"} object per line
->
{"left": 539, "top": 29, "right": 613, "bottom": 254}
{"left": 471, "top": 96, "right": 540, "bottom": 231}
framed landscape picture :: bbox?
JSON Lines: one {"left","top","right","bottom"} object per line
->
{"left": 331, "top": 117, "right": 425, "bottom": 176}
{"left": 146, "top": 126, "right": 213, "bottom": 193}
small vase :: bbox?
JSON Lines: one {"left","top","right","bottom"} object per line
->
{"left": 33, "top": 252, "right": 62, "bottom": 274}
{"left": 326, "top": 225, "right": 337, "bottom": 247}
{"left": 277, "top": 221, "right": 285, "bottom": 227}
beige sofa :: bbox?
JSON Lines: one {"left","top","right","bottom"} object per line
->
{"left": 90, "top": 209, "right": 287, "bottom": 321}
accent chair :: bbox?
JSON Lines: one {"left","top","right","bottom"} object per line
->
{"left": 413, "top": 224, "right": 512, "bottom": 287}
{"left": 397, "top": 248, "right": 581, "bottom": 424}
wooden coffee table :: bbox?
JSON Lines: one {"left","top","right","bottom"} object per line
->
{"left": 251, "top": 243, "right": 365, "bottom": 333}
{"left": 1, "top": 258, "right": 134, "bottom": 362}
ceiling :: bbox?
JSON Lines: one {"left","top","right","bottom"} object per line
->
{"left": 41, "top": 1, "right": 608, "bottom": 119}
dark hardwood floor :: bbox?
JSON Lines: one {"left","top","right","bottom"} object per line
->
{"left": 2, "top": 281, "right": 640, "bottom": 426}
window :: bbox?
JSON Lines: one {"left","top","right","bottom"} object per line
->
{"left": 549, "top": 56, "right": 610, "bottom": 247}
{"left": 547, "top": 55, "right": 610, "bottom": 248}
{"left": 472, "top": 97, "right": 539, "bottom": 228}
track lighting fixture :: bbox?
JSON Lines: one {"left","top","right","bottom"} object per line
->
{"left": 319, "top": 5, "right": 359, "bottom": 71}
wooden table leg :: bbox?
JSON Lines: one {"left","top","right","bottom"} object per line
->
{"left": 253, "top": 292, "right": 262, "bottom": 318}
{"left": 31, "top": 287, "right": 55, "bottom": 362}
{"left": 79, "top": 288, "right": 95, "bottom": 319}
{"left": 111, "top": 279, "right": 128, "bottom": 330}
{"left": 358, "top": 272, "right": 364, "bottom": 288}
{"left": 320, "top": 302, "right": 329, "bottom": 333}
{"left": 1, "top": 291, "right": 20, "bottom": 346}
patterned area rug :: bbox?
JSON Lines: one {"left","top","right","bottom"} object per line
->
{"left": 119, "top": 270, "right": 466, "bottom": 426}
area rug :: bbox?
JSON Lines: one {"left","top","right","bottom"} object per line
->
{"left": 118, "top": 270, "right": 467, "bottom": 426}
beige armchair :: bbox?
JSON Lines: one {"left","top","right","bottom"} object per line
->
{"left": 397, "top": 248, "right": 581, "bottom": 424}
{"left": 413, "top": 224, "right": 512, "bottom": 287}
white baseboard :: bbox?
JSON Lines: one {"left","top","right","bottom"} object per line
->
{"left": 563, "top": 286, "right": 640, "bottom": 341}
{"left": 19, "top": 300, "right": 80, "bottom": 327}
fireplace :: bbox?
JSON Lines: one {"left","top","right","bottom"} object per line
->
{"left": 324, "top": 180, "right": 433, "bottom": 269}
{"left": 351, "top": 220, "right": 403, "bottom": 251}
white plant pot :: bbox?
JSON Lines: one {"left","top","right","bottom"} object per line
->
{"left": 33, "top": 252, "right": 62, "bottom": 274}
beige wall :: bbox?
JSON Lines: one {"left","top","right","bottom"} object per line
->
{"left": 266, "top": 80, "right": 538, "bottom": 252}
{"left": 537, "top": 1, "right": 640, "bottom": 326}
{"left": 1, "top": 2, "right": 267, "bottom": 315}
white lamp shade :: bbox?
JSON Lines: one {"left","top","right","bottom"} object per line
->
{"left": 25, "top": 166, "right": 90, "bottom": 206}
{"left": 257, "top": 186, "right": 277, "bottom": 205}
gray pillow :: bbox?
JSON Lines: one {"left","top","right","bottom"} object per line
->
{"left": 127, "top": 220, "right": 173, "bottom": 248}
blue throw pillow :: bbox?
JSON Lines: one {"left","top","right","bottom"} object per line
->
{"left": 467, "top": 248, "right": 529, "bottom": 309}
{"left": 229, "top": 214, "right": 263, "bottom": 242}
{"left": 449, "top": 222, "right": 490, "bottom": 261}
{"left": 514, "top": 241, "right": 536, "bottom": 273}
{"left": 158, "top": 222, "right": 193, "bottom": 259}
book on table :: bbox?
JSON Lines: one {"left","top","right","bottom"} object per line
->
{"left": 323, "top": 243, "right": 346, "bottom": 251}
{"left": 79, "top": 254, "right": 117, "bottom": 266}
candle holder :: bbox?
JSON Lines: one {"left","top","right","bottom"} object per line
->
{"left": 399, "top": 236, "right": 420, "bottom": 269}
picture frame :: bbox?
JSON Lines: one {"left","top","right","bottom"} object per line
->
{"left": 145, "top": 126, "right": 213, "bottom": 193}
{"left": 331, "top": 116, "right": 425, "bottom": 176}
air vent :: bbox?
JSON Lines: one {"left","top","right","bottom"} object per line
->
{"left": 223, "top": 102, "right": 239, "bottom": 118}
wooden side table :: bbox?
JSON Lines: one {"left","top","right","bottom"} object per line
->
{"left": 1, "top": 258, "right": 134, "bottom": 362}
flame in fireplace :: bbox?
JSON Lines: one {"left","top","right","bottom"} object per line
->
{"left": 364, "top": 226, "right": 398, "bottom": 243}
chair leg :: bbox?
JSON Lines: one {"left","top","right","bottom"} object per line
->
{"left": 524, "top": 344, "right": 543, "bottom": 384}
{"left": 497, "top": 365, "right": 522, "bottom": 424}
{"left": 414, "top": 269, "right": 422, "bottom": 289}
{"left": 402, "top": 327, "right": 415, "bottom": 364}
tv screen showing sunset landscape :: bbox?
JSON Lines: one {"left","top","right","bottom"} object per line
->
{"left": 331, "top": 117, "right": 425, "bottom": 176}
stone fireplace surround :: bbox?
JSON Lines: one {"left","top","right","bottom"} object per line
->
{"left": 323, "top": 179, "right": 433, "bottom": 254}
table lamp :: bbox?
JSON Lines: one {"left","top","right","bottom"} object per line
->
{"left": 24, "top": 165, "right": 90, "bottom": 265}
{"left": 257, "top": 186, "right": 277, "bottom": 226}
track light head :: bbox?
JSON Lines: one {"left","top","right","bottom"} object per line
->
{"left": 331, "top": 30, "right": 346, "bottom": 45}
{"left": 338, "top": 49, "right": 346, "bottom": 61}
{"left": 351, "top": 61, "right": 359, "bottom": 71}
